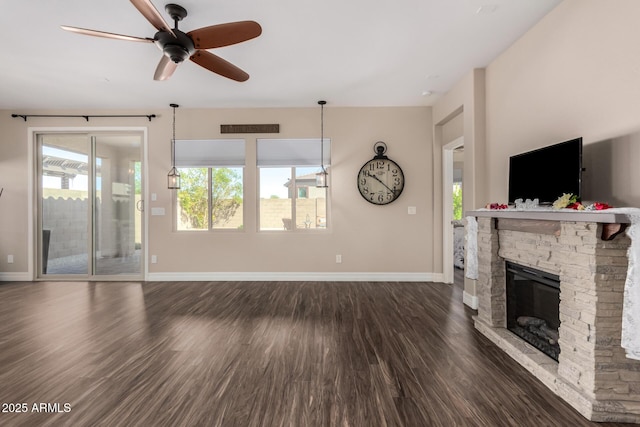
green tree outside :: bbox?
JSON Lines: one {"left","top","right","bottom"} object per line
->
{"left": 178, "top": 168, "right": 243, "bottom": 229}
{"left": 211, "top": 168, "right": 242, "bottom": 227}
{"left": 453, "top": 183, "right": 462, "bottom": 220}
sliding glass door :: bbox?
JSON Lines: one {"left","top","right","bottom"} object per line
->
{"left": 37, "top": 132, "right": 144, "bottom": 279}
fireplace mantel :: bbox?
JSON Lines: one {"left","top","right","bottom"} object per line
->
{"left": 466, "top": 210, "right": 640, "bottom": 423}
{"left": 468, "top": 208, "right": 632, "bottom": 223}
{"left": 468, "top": 208, "right": 632, "bottom": 240}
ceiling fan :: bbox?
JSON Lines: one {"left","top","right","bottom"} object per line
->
{"left": 61, "top": 0, "right": 262, "bottom": 82}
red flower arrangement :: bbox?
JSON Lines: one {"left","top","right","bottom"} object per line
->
{"left": 486, "top": 203, "right": 508, "bottom": 210}
{"left": 592, "top": 202, "right": 613, "bottom": 210}
{"left": 554, "top": 193, "right": 612, "bottom": 211}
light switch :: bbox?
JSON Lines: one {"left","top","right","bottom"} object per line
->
{"left": 408, "top": 206, "right": 417, "bottom": 215}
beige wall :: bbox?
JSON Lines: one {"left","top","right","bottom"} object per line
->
{"left": 431, "top": 0, "right": 640, "bottom": 305}
{"left": 0, "top": 112, "right": 32, "bottom": 274}
{"left": 432, "top": 69, "right": 487, "bottom": 297}
{"left": 0, "top": 106, "right": 436, "bottom": 278}
{"left": 434, "top": 69, "right": 487, "bottom": 213}
{"left": 485, "top": 0, "right": 640, "bottom": 206}
{"left": 10, "top": 1, "right": 635, "bottom": 281}
{"left": 441, "top": 112, "right": 463, "bottom": 145}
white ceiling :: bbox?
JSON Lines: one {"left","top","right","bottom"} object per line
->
{"left": 2, "top": 0, "right": 561, "bottom": 110}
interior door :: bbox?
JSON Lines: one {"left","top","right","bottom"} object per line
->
{"left": 442, "top": 137, "right": 464, "bottom": 285}
{"left": 37, "top": 132, "right": 144, "bottom": 279}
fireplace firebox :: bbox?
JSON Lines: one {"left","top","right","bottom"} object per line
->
{"left": 506, "top": 261, "right": 560, "bottom": 361}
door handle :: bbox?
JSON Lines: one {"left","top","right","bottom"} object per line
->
{"left": 136, "top": 200, "right": 144, "bottom": 212}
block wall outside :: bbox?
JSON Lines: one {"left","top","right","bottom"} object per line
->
{"left": 176, "top": 198, "right": 327, "bottom": 231}
{"left": 42, "top": 197, "right": 88, "bottom": 260}
{"left": 259, "top": 198, "right": 326, "bottom": 230}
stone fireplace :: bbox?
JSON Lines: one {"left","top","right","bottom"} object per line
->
{"left": 469, "top": 210, "right": 640, "bottom": 423}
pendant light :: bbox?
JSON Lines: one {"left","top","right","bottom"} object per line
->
{"left": 316, "top": 100, "right": 328, "bottom": 188}
{"left": 167, "top": 103, "right": 180, "bottom": 189}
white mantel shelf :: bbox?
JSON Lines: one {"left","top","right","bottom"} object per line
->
{"left": 466, "top": 208, "right": 633, "bottom": 224}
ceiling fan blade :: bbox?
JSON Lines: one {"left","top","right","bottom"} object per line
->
{"left": 61, "top": 25, "right": 154, "bottom": 43}
{"left": 130, "top": 0, "right": 176, "bottom": 37}
{"left": 154, "top": 55, "right": 178, "bottom": 81}
{"left": 190, "top": 50, "right": 249, "bottom": 82}
{"left": 187, "top": 21, "right": 262, "bottom": 49}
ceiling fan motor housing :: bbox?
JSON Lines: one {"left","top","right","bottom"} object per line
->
{"left": 154, "top": 29, "right": 195, "bottom": 63}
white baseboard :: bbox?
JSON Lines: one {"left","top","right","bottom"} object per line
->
{"left": 0, "top": 272, "right": 33, "bottom": 282}
{"left": 0, "top": 271, "right": 444, "bottom": 283}
{"left": 146, "top": 272, "right": 437, "bottom": 282}
{"left": 431, "top": 272, "right": 445, "bottom": 283}
{"left": 463, "top": 290, "right": 479, "bottom": 309}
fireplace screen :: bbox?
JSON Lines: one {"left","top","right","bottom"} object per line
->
{"left": 506, "top": 261, "right": 561, "bottom": 361}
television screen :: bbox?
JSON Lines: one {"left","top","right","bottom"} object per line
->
{"left": 508, "top": 138, "right": 582, "bottom": 205}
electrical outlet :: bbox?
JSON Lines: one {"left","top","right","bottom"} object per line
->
{"left": 7, "top": 255, "right": 14, "bottom": 264}
{"left": 336, "top": 254, "right": 342, "bottom": 264}
{"left": 151, "top": 255, "right": 157, "bottom": 264}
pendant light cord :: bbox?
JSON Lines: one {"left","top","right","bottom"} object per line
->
{"left": 319, "top": 100, "right": 326, "bottom": 173}
{"left": 167, "top": 103, "right": 180, "bottom": 189}
{"left": 171, "top": 103, "right": 179, "bottom": 168}
{"left": 172, "top": 105, "right": 175, "bottom": 167}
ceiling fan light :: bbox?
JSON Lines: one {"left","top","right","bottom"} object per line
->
{"left": 164, "top": 44, "right": 189, "bottom": 63}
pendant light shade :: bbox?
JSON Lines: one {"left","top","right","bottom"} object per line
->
{"left": 168, "top": 103, "right": 180, "bottom": 189}
{"left": 167, "top": 166, "right": 180, "bottom": 189}
{"left": 315, "top": 169, "right": 328, "bottom": 187}
{"left": 316, "top": 100, "right": 328, "bottom": 188}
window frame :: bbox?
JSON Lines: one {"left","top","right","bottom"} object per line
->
{"left": 173, "top": 138, "right": 246, "bottom": 232}
{"left": 175, "top": 166, "right": 245, "bottom": 232}
{"left": 255, "top": 137, "right": 331, "bottom": 233}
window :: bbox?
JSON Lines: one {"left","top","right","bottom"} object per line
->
{"left": 257, "top": 139, "right": 330, "bottom": 231}
{"left": 174, "top": 140, "right": 245, "bottom": 231}
{"left": 453, "top": 182, "right": 462, "bottom": 220}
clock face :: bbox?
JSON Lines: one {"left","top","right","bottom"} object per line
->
{"left": 357, "top": 157, "right": 405, "bottom": 205}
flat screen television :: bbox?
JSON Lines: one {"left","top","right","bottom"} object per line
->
{"left": 508, "top": 137, "right": 582, "bottom": 205}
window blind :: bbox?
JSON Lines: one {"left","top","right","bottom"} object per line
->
{"left": 175, "top": 139, "right": 245, "bottom": 167}
{"left": 257, "top": 138, "right": 331, "bottom": 167}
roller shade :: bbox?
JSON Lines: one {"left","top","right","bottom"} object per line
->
{"left": 175, "top": 139, "right": 245, "bottom": 167}
{"left": 257, "top": 138, "right": 331, "bottom": 167}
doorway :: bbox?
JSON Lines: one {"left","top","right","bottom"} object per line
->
{"left": 442, "top": 137, "right": 464, "bottom": 285}
{"left": 36, "top": 131, "right": 144, "bottom": 279}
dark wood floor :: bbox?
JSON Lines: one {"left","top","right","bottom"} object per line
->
{"left": 0, "top": 279, "right": 634, "bottom": 427}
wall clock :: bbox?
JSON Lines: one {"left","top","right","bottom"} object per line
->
{"left": 357, "top": 141, "right": 405, "bottom": 205}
